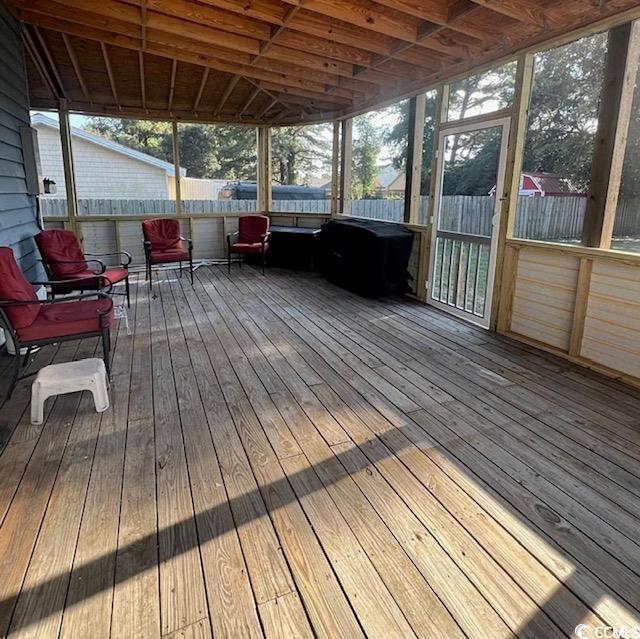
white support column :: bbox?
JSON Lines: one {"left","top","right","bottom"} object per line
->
{"left": 256, "top": 126, "right": 272, "bottom": 214}
{"left": 330, "top": 121, "right": 340, "bottom": 217}
{"left": 171, "top": 121, "right": 182, "bottom": 216}
{"left": 340, "top": 118, "right": 352, "bottom": 215}
{"left": 404, "top": 94, "right": 426, "bottom": 225}
{"left": 58, "top": 99, "right": 79, "bottom": 235}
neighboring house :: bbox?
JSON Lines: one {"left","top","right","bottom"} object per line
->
{"left": 374, "top": 165, "right": 406, "bottom": 198}
{"left": 167, "top": 177, "right": 230, "bottom": 200}
{"left": 31, "top": 113, "right": 185, "bottom": 200}
{"left": 489, "top": 172, "right": 585, "bottom": 197}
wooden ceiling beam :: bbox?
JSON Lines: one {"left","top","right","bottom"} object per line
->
{"left": 140, "top": 0, "right": 147, "bottom": 48}
{"left": 215, "top": 74, "right": 240, "bottom": 114}
{"left": 61, "top": 32, "right": 92, "bottom": 103}
{"left": 16, "top": 0, "right": 410, "bottom": 90}
{"left": 237, "top": 86, "right": 260, "bottom": 116}
{"left": 100, "top": 42, "right": 120, "bottom": 108}
{"left": 255, "top": 97, "right": 279, "bottom": 119}
{"left": 192, "top": 66, "right": 209, "bottom": 112}
{"left": 167, "top": 57, "right": 177, "bottom": 112}
{"left": 138, "top": 50, "right": 147, "bottom": 110}
{"left": 16, "top": 14, "right": 360, "bottom": 103}
{"left": 467, "top": 0, "right": 549, "bottom": 28}
{"left": 14, "top": 1, "right": 393, "bottom": 98}
{"left": 281, "top": 0, "right": 420, "bottom": 44}
{"left": 32, "top": 25, "right": 67, "bottom": 99}
{"left": 21, "top": 26, "right": 59, "bottom": 98}
{"left": 255, "top": 80, "right": 352, "bottom": 105}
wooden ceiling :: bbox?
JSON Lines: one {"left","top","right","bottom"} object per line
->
{"left": 9, "top": 0, "right": 640, "bottom": 125}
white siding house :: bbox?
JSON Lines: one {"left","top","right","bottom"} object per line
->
{"left": 32, "top": 113, "right": 184, "bottom": 200}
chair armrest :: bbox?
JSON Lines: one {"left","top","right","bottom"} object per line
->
{"left": 260, "top": 231, "right": 271, "bottom": 244}
{"left": 180, "top": 236, "right": 193, "bottom": 251}
{"left": 39, "top": 257, "right": 106, "bottom": 274}
{"left": 32, "top": 275, "right": 114, "bottom": 295}
{"left": 86, "top": 251, "right": 132, "bottom": 267}
{"left": 0, "top": 291, "right": 113, "bottom": 308}
{"left": 227, "top": 231, "right": 239, "bottom": 246}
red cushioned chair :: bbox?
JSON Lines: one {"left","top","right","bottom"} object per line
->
{"left": 227, "top": 215, "right": 270, "bottom": 275}
{"left": 35, "top": 229, "right": 132, "bottom": 307}
{"left": 0, "top": 247, "right": 114, "bottom": 402}
{"left": 142, "top": 218, "right": 193, "bottom": 290}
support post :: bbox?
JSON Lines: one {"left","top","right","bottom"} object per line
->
{"left": 425, "top": 85, "right": 448, "bottom": 228}
{"left": 340, "top": 118, "right": 352, "bottom": 215}
{"left": 583, "top": 21, "right": 640, "bottom": 248}
{"left": 256, "top": 126, "right": 272, "bottom": 214}
{"left": 330, "top": 121, "right": 340, "bottom": 217}
{"left": 58, "top": 100, "right": 79, "bottom": 236}
{"left": 404, "top": 94, "right": 426, "bottom": 225}
{"left": 491, "top": 53, "right": 534, "bottom": 332}
{"left": 172, "top": 120, "right": 182, "bottom": 216}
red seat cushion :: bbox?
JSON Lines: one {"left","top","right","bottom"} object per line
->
{"left": 142, "top": 218, "right": 183, "bottom": 252}
{"left": 35, "top": 229, "right": 87, "bottom": 278}
{"left": 229, "top": 242, "right": 268, "bottom": 254}
{"left": 149, "top": 248, "right": 189, "bottom": 264}
{"left": 17, "top": 298, "right": 114, "bottom": 343}
{"left": 49, "top": 267, "right": 129, "bottom": 294}
{"left": 0, "top": 247, "right": 39, "bottom": 329}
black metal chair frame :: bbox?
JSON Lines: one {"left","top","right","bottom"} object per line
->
{"left": 40, "top": 251, "right": 132, "bottom": 307}
{"left": 0, "top": 280, "right": 114, "bottom": 404}
{"left": 143, "top": 237, "right": 193, "bottom": 290}
{"left": 227, "top": 231, "right": 270, "bottom": 275}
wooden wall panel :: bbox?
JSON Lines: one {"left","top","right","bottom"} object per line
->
{"left": 581, "top": 259, "right": 640, "bottom": 378}
{"left": 118, "top": 220, "right": 145, "bottom": 265}
{"left": 510, "top": 247, "right": 579, "bottom": 351}
{"left": 192, "top": 217, "right": 224, "bottom": 260}
{"left": 80, "top": 221, "right": 118, "bottom": 265}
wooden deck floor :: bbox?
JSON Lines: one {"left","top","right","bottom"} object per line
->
{"left": 1, "top": 265, "right": 640, "bottom": 639}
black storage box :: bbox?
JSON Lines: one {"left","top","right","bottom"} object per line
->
{"left": 318, "top": 219, "right": 414, "bottom": 297}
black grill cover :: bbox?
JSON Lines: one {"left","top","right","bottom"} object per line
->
{"left": 319, "top": 219, "right": 414, "bottom": 297}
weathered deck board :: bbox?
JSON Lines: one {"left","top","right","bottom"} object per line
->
{"left": 0, "top": 266, "right": 639, "bottom": 638}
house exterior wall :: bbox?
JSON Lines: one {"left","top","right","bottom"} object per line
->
{"left": 0, "top": 5, "right": 45, "bottom": 282}
{"left": 35, "top": 125, "right": 170, "bottom": 199}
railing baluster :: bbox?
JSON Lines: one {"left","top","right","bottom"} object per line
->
{"left": 472, "top": 242, "right": 481, "bottom": 315}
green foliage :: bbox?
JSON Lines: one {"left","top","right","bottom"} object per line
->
{"left": 84, "top": 118, "right": 257, "bottom": 180}
{"left": 351, "top": 114, "right": 382, "bottom": 198}
{"left": 271, "top": 124, "right": 332, "bottom": 185}
{"left": 522, "top": 32, "right": 608, "bottom": 192}
{"left": 85, "top": 118, "right": 173, "bottom": 162}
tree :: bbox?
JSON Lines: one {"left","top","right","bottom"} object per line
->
{"left": 271, "top": 124, "right": 332, "bottom": 185}
{"left": 522, "top": 32, "right": 608, "bottom": 192}
{"left": 351, "top": 114, "right": 382, "bottom": 198}
{"left": 84, "top": 118, "right": 257, "bottom": 180}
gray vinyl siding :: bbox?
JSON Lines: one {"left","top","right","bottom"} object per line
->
{"left": 0, "top": 4, "right": 44, "bottom": 281}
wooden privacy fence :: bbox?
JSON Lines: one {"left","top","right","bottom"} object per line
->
{"left": 41, "top": 195, "right": 640, "bottom": 241}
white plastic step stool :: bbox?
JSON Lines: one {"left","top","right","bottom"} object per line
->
{"left": 31, "top": 358, "right": 110, "bottom": 426}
